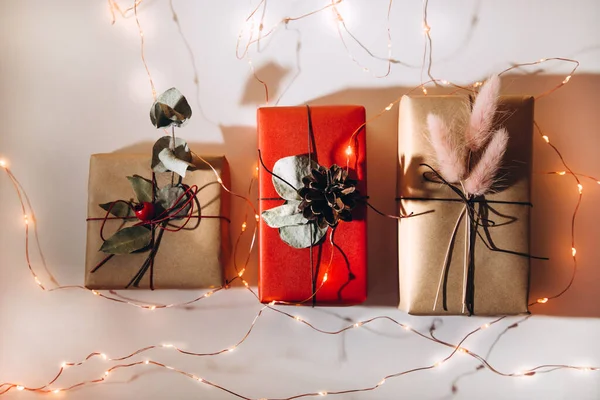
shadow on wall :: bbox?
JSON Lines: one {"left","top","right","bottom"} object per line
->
{"left": 113, "top": 73, "right": 600, "bottom": 318}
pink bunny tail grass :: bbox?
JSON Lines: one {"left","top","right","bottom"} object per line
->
{"left": 465, "top": 74, "right": 500, "bottom": 151}
{"left": 464, "top": 127, "right": 508, "bottom": 196}
{"left": 427, "top": 114, "right": 466, "bottom": 183}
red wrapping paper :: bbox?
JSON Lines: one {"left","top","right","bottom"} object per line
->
{"left": 257, "top": 105, "right": 367, "bottom": 305}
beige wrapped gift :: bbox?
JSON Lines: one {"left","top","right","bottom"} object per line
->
{"left": 397, "top": 95, "right": 534, "bottom": 315}
{"left": 85, "top": 154, "right": 230, "bottom": 289}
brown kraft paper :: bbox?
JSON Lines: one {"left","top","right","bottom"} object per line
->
{"left": 397, "top": 95, "right": 534, "bottom": 315}
{"left": 85, "top": 153, "right": 230, "bottom": 289}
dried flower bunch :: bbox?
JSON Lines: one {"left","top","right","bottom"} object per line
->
{"left": 427, "top": 74, "right": 507, "bottom": 196}
{"left": 298, "top": 164, "right": 359, "bottom": 228}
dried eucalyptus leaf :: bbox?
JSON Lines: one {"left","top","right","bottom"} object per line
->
{"left": 100, "top": 226, "right": 152, "bottom": 255}
{"left": 149, "top": 88, "right": 192, "bottom": 128}
{"left": 99, "top": 201, "right": 131, "bottom": 218}
{"left": 158, "top": 148, "right": 194, "bottom": 178}
{"left": 157, "top": 185, "right": 191, "bottom": 218}
{"left": 272, "top": 155, "right": 317, "bottom": 201}
{"left": 261, "top": 201, "right": 307, "bottom": 228}
{"left": 151, "top": 136, "right": 193, "bottom": 173}
{"left": 127, "top": 175, "right": 154, "bottom": 203}
{"left": 279, "top": 222, "right": 328, "bottom": 249}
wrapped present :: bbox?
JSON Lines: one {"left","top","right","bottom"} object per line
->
{"left": 85, "top": 153, "right": 230, "bottom": 290}
{"left": 397, "top": 93, "right": 535, "bottom": 315}
{"left": 258, "top": 105, "right": 367, "bottom": 305}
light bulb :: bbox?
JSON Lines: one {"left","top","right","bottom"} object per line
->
{"left": 537, "top": 297, "right": 548, "bottom": 304}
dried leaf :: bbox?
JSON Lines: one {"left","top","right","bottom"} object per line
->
{"left": 99, "top": 201, "right": 131, "bottom": 218}
{"left": 279, "top": 222, "right": 328, "bottom": 249}
{"left": 149, "top": 88, "right": 192, "bottom": 128}
{"left": 158, "top": 148, "right": 194, "bottom": 178}
{"left": 127, "top": 175, "right": 154, "bottom": 203}
{"left": 99, "top": 226, "right": 152, "bottom": 255}
{"left": 157, "top": 184, "right": 191, "bottom": 218}
{"left": 261, "top": 201, "right": 308, "bottom": 228}
{"left": 151, "top": 136, "right": 193, "bottom": 175}
{"left": 272, "top": 155, "right": 317, "bottom": 201}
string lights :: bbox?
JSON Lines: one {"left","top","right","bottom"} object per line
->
{"left": 0, "top": 1, "right": 597, "bottom": 398}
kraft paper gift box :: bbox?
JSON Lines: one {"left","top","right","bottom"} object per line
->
{"left": 85, "top": 154, "right": 230, "bottom": 289}
{"left": 397, "top": 95, "right": 534, "bottom": 315}
{"left": 258, "top": 105, "right": 367, "bottom": 305}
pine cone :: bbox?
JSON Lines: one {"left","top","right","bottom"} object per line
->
{"left": 297, "top": 164, "right": 360, "bottom": 228}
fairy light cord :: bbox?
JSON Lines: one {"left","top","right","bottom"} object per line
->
{"left": 331, "top": 0, "right": 394, "bottom": 78}
{"left": 0, "top": 2, "right": 596, "bottom": 399}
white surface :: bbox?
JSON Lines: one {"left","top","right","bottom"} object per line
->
{"left": 1, "top": 1, "right": 600, "bottom": 399}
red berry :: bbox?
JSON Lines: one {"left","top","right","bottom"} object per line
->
{"left": 134, "top": 202, "right": 155, "bottom": 221}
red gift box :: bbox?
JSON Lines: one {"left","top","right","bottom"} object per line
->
{"left": 257, "top": 105, "right": 367, "bottom": 305}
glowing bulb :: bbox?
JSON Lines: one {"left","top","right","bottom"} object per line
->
{"left": 61, "top": 362, "right": 67, "bottom": 368}
{"left": 322, "top": 273, "right": 328, "bottom": 283}
{"left": 345, "top": 146, "right": 353, "bottom": 156}
{"left": 572, "top": 247, "right": 577, "bottom": 257}
{"left": 354, "top": 322, "right": 362, "bottom": 328}
{"left": 423, "top": 25, "right": 430, "bottom": 33}
{"left": 294, "top": 316, "right": 303, "bottom": 322}
{"left": 422, "top": 87, "right": 428, "bottom": 95}
{"left": 92, "top": 290, "right": 99, "bottom": 296}
{"left": 255, "top": 214, "right": 260, "bottom": 221}
{"left": 16, "top": 386, "right": 24, "bottom": 391}
{"left": 0, "top": 159, "right": 6, "bottom": 168}
{"left": 434, "top": 361, "right": 443, "bottom": 367}
{"left": 402, "top": 325, "right": 410, "bottom": 330}
{"left": 481, "top": 323, "right": 490, "bottom": 329}
{"left": 34, "top": 277, "right": 42, "bottom": 286}
{"left": 563, "top": 75, "right": 571, "bottom": 84}
{"left": 149, "top": 305, "right": 156, "bottom": 310}
{"left": 542, "top": 135, "right": 550, "bottom": 143}
{"left": 243, "top": 280, "right": 249, "bottom": 287}
{"left": 53, "top": 389, "right": 60, "bottom": 394}
{"left": 458, "top": 347, "right": 467, "bottom": 353}
{"left": 166, "top": 366, "right": 174, "bottom": 370}
{"left": 228, "top": 347, "right": 235, "bottom": 352}
{"left": 597, "top": 181, "right": 600, "bottom": 185}
{"left": 163, "top": 344, "right": 174, "bottom": 348}
{"left": 24, "top": 215, "right": 29, "bottom": 225}
{"left": 217, "top": 178, "right": 223, "bottom": 184}
{"left": 205, "top": 291, "right": 213, "bottom": 297}
{"left": 473, "top": 81, "right": 483, "bottom": 88}
{"left": 539, "top": 58, "right": 547, "bottom": 62}
{"left": 101, "top": 353, "right": 107, "bottom": 360}
{"left": 144, "top": 360, "right": 149, "bottom": 365}
{"left": 197, "top": 377, "right": 204, "bottom": 382}
{"left": 238, "top": 268, "right": 246, "bottom": 277}
{"left": 557, "top": 171, "right": 566, "bottom": 175}
{"left": 537, "top": 297, "right": 548, "bottom": 304}
{"left": 269, "top": 300, "right": 276, "bottom": 306}
{"left": 577, "top": 184, "right": 583, "bottom": 194}
{"left": 241, "top": 222, "right": 247, "bottom": 232}
{"left": 378, "top": 379, "right": 386, "bottom": 385}
{"left": 385, "top": 103, "right": 394, "bottom": 111}
{"left": 318, "top": 391, "right": 327, "bottom": 397}
{"left": 104, "top": 371, "right": 110, "bottom": 377}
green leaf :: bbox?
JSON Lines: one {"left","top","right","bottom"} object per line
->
{"left": 99, "top": 226, "right": 152, "bottom": 255}
{"left": 156, "top": 184, "right": 191, "bottom": 218}
{"left": 127, "top": 175, "right": 154, "bottom": 203}
{"left": 261, "top": 201, "right": 307, "bottom": 228}
{"left": 279, "top": 222, "right": 328, "bottom": 249}
{"left": 99, "top": 201, "right": 132, "bottom": 218}
{"left": 272, "top": 155, "right": 318, "bottom": 201}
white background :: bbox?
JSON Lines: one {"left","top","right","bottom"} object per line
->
{"left": 1, "top": 1, "right": 600, "bottom": 399}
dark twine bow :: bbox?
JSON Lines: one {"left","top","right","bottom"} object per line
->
{"left": 399, "top": 163, "right": 547, "bottom": 315}
{"left": 87, "top": 173, "right": 229, "bottom": 290}
{"left": 258, "top": 105, "right": 360, "bottom": 305}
